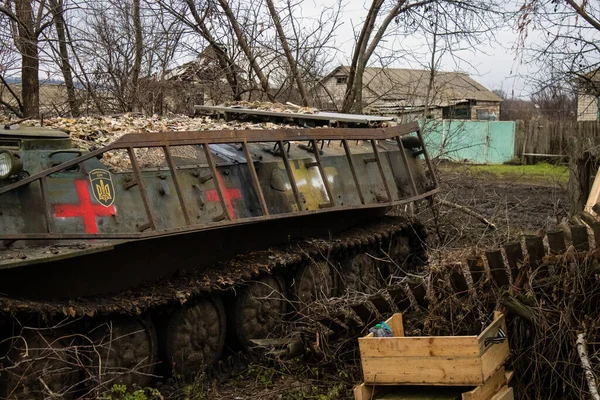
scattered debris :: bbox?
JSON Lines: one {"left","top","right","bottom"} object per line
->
{"left": 0, "top": 113, "right": 304, "bottom": 170}
{"left": 0, "top": 113, "right": 303, "bottom": 152}
{"left": 222, "top": 100, "right": 319, "bottom": 114}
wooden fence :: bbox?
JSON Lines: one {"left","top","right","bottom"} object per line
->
{"left": 515, "top": 120, "right": 600, "bottom": 160}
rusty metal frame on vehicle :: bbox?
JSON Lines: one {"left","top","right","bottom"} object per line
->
{"left": 0, "top": 122, "right": 439, "bottom": 240}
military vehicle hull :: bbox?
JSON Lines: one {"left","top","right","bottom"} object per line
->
{"left": 0, "top": 206, "right": 389, "bottom": 298}
{"left": 0, "top": 122, "right": 438, "bottom": 398}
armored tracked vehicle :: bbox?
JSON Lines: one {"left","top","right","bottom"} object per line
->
{"left": 0, "top": 119, "right": 438, "bottom": 398}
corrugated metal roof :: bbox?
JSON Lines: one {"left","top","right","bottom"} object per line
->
{"left": 327, "top": 66, "right": 502, "bottom": 105}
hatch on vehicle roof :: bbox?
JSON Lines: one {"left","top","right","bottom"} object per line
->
{"left": 1, "top": 125, "right": 69, "bottom": 138}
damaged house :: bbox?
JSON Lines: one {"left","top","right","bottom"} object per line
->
{"left": 141, "top": 45, "right": 246, "bottom": 114}
{"left": 316, "top": 66, "right": 502, "bottom": 121}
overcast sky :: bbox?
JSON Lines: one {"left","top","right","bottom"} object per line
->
{"left": 304, "top": 0, "right": 533, "bottom": 98}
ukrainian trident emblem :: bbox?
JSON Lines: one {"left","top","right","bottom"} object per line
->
{"left": 89, "top": 169, "right": 115, "bottom": 207}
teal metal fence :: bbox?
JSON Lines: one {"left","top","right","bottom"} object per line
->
{"left": 421, "top": 120, "right": 516, "bottom": 164}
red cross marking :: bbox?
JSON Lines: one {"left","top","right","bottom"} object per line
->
{"left": 54, "top": 180, "right": 116, "bottom": 234}
{"left": 206, "top": 172, "right": 242, "bottom": 219}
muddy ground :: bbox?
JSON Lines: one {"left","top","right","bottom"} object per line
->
{"left": 422, "top": 166, "right": 568, "bottom": 249}
{"left": 201, "top": 167, "right": 568, "bottom": 400}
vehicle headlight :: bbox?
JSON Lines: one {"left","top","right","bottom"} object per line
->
{"left": 0, "top": 151, "right": 23, "bottom": 179}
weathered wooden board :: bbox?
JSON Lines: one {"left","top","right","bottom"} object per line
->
{"left": 461, "top": 367, "right": 506, "bottom": 400}
{"left": 353, "top": 384, "right": 467, "bottom": 400}
{"left": 353, "top": 382, "right": 513, "bottom": 400}
{"left": 490, "top": 386, "right": 513, "bottom": 400}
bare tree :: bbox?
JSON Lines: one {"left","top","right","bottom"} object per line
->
{"left": 0, "top": 0, "right": 54, "bottom": 117}
{"left": 493, "top": 90, "right": 538, "bottom": 121}
{"left": 0, "top": 12, "right": 24, "bottom": 116}
{"left": 341, "top": 0, "right": 503, "bottom": 113}
{"left": 159, "top": 0, "right": 340, "bottom": 106}
{"left": 129, "top": 0, "right": 142, "bottom": 111}
{"left": 265, "top": 0, "right": 308, "bottom": 106}
{"left": 217, "top": 0, "right": 276, "bottom": 101}
{"left": 517, "top": 2, "right": 600, "bottom": 215}
{"left": 47, "top": 0, "right": 78, "bottom": 115}
{"left": 158, "top": 0, "right": 245, "bottom": 100}
{"left": 531, "top": 82, "right": 577, "bottom": 121}
{"left": 517, "top": 1, "right": 600, "bottom": 95}
{"left": 65, "top": 0, "right": 180, "bottom": 113}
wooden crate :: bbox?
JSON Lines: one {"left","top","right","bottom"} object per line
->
{"left": 354, "top": 368, "right": 515, "bottom": 400}
{"left": 358, "top": 312, "right": 509, "bottom": 385}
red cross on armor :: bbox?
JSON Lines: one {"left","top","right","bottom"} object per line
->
{"left": 54, "top": 180, "right": 116, "bottom": 234}
{"left": 206, "top": 172, "right": 242, "bottom": 219}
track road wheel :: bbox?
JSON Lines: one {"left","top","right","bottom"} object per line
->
{"left": 292, "top": 261, "right": 334, "bottom": 313}
{"left": 231, "top": 275, "right": 286, "bottom": 349}
{"left": 87, "top": 318, "right": 158, "bottom": 389}
{"left": 344, "top": 253, "right": 385, "bottom": 294}
{"left": 2, "top": 332, "right": 79, "bottom": 400}
{"left": 165, "top": 297, "right": 226, "bottom": 380}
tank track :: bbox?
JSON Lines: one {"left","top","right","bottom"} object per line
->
{"left": 0, "top": 216, "right": 428, "bottom": 398}
{"left": 0, "top": 216, "right": 426, "bottom": 318}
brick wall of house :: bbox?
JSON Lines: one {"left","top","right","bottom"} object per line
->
{"left": 577, "top": 94, "right": 598, "bottom": 121}
{"left": 315, "top": 76, "right": 347, "bottom": 110}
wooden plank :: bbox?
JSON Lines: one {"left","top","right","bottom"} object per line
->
{"left": 480, "top": 340, "right": 510, "bottom": 382}
{"left": 505, "top": 370, "right": 514, "bottom": 384}
{"left": 354, "top": 383, "right": 374, "bottom": 400}
{"left": 585, "top": 167, "right": 600, "bottom": 215}
{"left": 359, "top": 336, "right": 479, "bottom": 358}
{"left": 361, "top": 355, "right": 483, "bottom": 385}
{"left": 477, "top": 314, "right": 506, "bottom": 354}
{"left": 490, "top": 386, "right": 513, "bottom": 400}
{"left": 388, "top": 313, "right": 404, "bottom": 338}
{"left": 461, "top": 367, "right": 506, "bottom": 400}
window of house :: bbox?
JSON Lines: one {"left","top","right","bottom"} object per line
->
{"left": 336, "top": 76, "right": 347, "bottom": 85}
{"left": 476, "top": 109, "right": 489, "bottom": 120}
{"left": 443, "top": 103, "right": 471, "bottom": 120}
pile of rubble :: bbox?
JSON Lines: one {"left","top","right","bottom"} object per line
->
{"left": 1, "top": 113, "right": 301, "bottom": 152}
{"left": 0, "top": 113, "right": 305, "bottom": 171}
